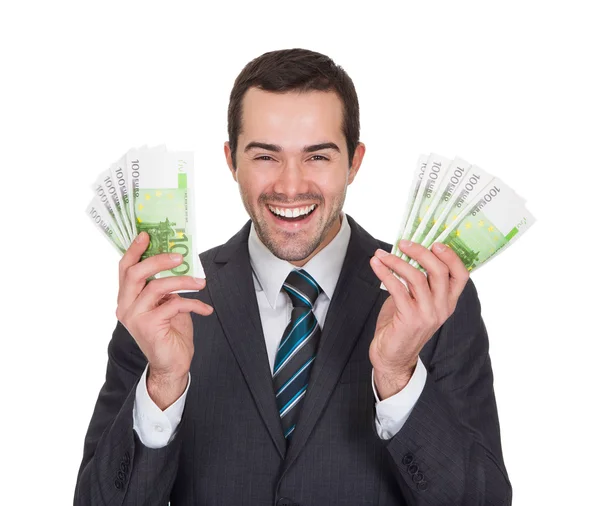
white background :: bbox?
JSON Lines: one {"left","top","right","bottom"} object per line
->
{"left": 2, "top": 0, "right": 598, "bottom": 503}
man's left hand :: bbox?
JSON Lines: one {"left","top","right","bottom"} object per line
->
{"left": 369, "top": 240, "right": 470, "bottom": 400}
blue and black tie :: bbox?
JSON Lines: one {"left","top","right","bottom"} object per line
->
{"left": 273, "top": 269, "right": 322, "bottom": 444}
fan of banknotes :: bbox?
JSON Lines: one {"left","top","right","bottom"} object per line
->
{"left": 384, "top": 153, "right": 535, "bottom": 289}
{"left": 86, "top": 144, "right": 200, "bottom": 279}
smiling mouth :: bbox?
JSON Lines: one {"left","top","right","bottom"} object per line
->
{"left": 267, "top": 204, "right": 318, "bottom": 222}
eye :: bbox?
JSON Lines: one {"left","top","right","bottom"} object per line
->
{"left": 254, "top": 155, "right": 275, "bottom": 161}
{"left": 309, "top": 155, "right": 329, "bottom": 161}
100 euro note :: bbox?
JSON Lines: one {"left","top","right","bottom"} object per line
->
{"left": 381, "top": 154, "right": 535, "bottom": 292}
{"left": 398, "top": 153, "right": 451, "bottom": 261}
{"left": 390, "top": 154, "right": 428, "bottom": 257}
{"left": 408, "top": 157, "right": 472, "bottom": 247}
{"left": 91, "top": 170, "right": 132, "bottom": 247}
{"left": 109, "top": 155, "right": 135, "bottom": 241}
{"left": 86, "top": 195, "right": 127, "bottom": 254}
{"left": 419, "top": 178, "right": 534, "bottom": 273}
{"left": 382, "top": 153, "right": 449, "bottom": 291}
{"left": 128, "top": 147, "right": 201, "bottom": 279}
{"left": 407, "top": 164, "right": 495, "bottom": 269}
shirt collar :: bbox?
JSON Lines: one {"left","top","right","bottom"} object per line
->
{"left": 248, "top": 211, "right": 351, "bottom": 309}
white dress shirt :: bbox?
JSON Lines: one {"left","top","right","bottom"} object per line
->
{"left": 133, "top": 211, "right": 427, "bottom": 448}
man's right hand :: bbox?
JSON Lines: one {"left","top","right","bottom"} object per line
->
{"left": 115, "top": 231, "right": 214, "bottom": 409}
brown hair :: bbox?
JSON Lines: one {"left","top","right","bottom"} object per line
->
{"left": 227, "top": 48, "right": 360, "bottom": 170}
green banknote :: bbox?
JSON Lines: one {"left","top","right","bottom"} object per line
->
{"left": 381, "top": 153, "right": 535, "bottom": 293}
{"left": 128, "top": 146, "right": 200, "bottom": 279}
{"left": 398, "top": 153, "right": 451, "bottom": 261}
{"left": 419, "top": 178, "right": 534, "bottom": 273}
{"left": 91, "top": 172, "right": 130, "bottom": 247}
{"left": 86, "top": 196, "right": 126, "bottom": 254}
{"left": 86, "top": 145, "right": 201, "bottom": 284}
{"left": 390, "top": 154, "right": 428, "bottom": 257}
{"left": 409, "top": 157, "right": 471, "bottom": 246}
{"left": 407, "top": 164, "right": 495, "bottom": 268}
{"left": 109, "top": 156, "right": 135, "bottom": 241}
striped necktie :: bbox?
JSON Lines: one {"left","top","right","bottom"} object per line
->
{"left": 273, "top": 268, "right": 323, "bottom": 444}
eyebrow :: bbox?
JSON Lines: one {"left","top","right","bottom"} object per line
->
{"left": 243, "top": 141, "right": 340, "bottom": 154}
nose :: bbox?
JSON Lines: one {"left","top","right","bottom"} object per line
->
{"left": 272, "top": 160, "right": 311, "bottom": 200}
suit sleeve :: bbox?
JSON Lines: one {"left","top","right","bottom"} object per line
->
{"left": 376, "top": 278, "right": 512, "bottom": 506}
{"left": 73, "top": 321, "right": 185, "bottom": 505}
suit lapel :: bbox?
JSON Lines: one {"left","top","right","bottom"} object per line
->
{"left": 203, "top": 214, "right": 385, "bottom": 465}
{"left": 203, "top": 220, "right": 287, "bottom": 459}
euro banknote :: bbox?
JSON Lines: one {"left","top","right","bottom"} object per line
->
{"left": 381, "top": 153, "right": 535, "bottom": 291}
{"left": 413, "top": 178, "right": 534, "bottom": 273}
{"left": 86, "top": 145, "right": 201, "bottom": 280}
{"left": 398, "top": 153, "right": 451, "bottom": 261}
{"left": 407, "top": 163, "right": 496, "bottom": 269}
{"left": 408, "top": 157, "right": 472, "bottom": 248}
{"left": 390, "top": 154, "right": 428, "bottom": 257}
{"left": 86, "top": 196, "right": 127, "bottom": 254}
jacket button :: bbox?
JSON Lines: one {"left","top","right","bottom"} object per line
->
{"left": 117, "top": 470, "right": 126, "bottom": 481}
{"left": 114, "top": 479, "right": 123, "bottom": 490}
{"left": 417, "top": 480, "right": 429, "bottom": 491}
{"left": 412, "top": 472, "right": 424, "bottom": 483}
{"left": 120, "top": 461, "right": 129, "bottom": 474}
{"left": 124, "top": 451, "right": 131, "bottom": 464}
{"left": 408, "top": 463, "right": 420, "bottom": 475}
{"left": 402, "top": 453, "right": 415, "bottom": 465}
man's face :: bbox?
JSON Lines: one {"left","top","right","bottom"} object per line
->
{"left": 224, "top": 87, "right": 365, "bottom": 266}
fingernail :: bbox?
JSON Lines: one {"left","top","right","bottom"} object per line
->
{"left": 135, "top": 232, "right": 146, "bottom": 243}
{"left": 372, "top": 256, "right": 382, "bottom": 266}
{"left": 399, "top": 240, "right": 412, "bottom": 249}
{"left": 375, "top": 248, "right": 389, "bottom": 258}
{"left": 194, "top": 277, "right": 205, "bottom": 285}
{"left": 170, "top": 253, "right": 182, "bottom": 262}
{"left": 433, "top": 242, "right": 446, "bottom": 252}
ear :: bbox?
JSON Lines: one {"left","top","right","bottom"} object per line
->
{"left": 224, "top": 142, "right": 237, "bottom": 182}
{"left": 348, "top": 142, "right": 366, "bottom": 185}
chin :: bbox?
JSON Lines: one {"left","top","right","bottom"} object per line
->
{"left": 273, "top": 244, "right": 318, "bottom": 263}
{"left": 264, "top": 233, "right": 320, "bottom": 261}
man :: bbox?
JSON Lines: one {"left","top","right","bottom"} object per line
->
{"left": 74, "top": 48, "right": 512, "bottom": 505}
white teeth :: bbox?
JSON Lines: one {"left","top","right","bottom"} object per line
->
{"left": 268, "top": 204, "right": 316, "bottom": 217}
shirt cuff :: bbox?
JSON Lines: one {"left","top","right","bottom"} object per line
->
{"left": 372, "top": 357, "right": 427, "bottom": 440}
{"left": 132, "top": 363, "right": 191, "bottom": 449}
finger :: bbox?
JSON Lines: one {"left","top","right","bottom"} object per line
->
{"left": 370, "top": 255, "right": 414, "bottom": 315}
{"left": 430, "top": 242, "right": 470, "bottom": 302}
{"left": 118, "top": 252, "right": 185, "bottom": 310}
{"left": 373, "top": 248, "right": 432, "bottom": 305}
{"left": 134, "top": 276, "right": 210, "bottom": 314}
{"left": 151, "top": 294, "right": 214, "bottom": 321}
{"left": 118, "top": 232, "right": 150, "bottom": 287}
{"left": 398, "top": 240, "right": 450, "bottom": 309}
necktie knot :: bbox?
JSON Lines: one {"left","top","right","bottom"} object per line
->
{"left": 283, "top": 269, "right": 322, "bottom": 308}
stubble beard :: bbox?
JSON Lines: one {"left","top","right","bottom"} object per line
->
{"left": 244, "top": 191, "right": 345, "bottom": 263}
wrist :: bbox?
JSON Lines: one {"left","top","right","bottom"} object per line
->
{"left": 147, "top": 366, "right": 189, "bottom": 410}
{"left": 373, "top": 362, "right": 416, "bottom": 400}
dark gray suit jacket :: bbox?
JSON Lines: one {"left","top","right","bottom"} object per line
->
{"left": 74, "top": 213, "right": 512, "bottom": 505}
